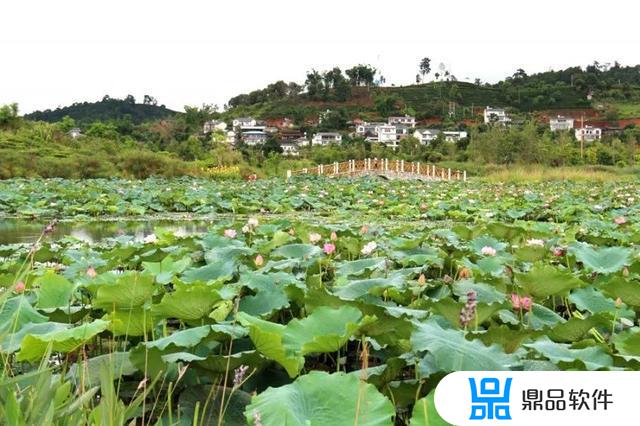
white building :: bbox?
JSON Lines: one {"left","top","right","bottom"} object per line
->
{"left": 280, "top": 142, "right": 300, "bottom": 156}
{"left": 356, "top": 122, "right": 386, "bottom": 137}
{"left": 413, "top": 128, "right": 467, "bottom": 144}
{"left": 67, "top": 128, "right": 82, "bottom": 138}
{"left": 575, "top": 126, "right": 602, "bottom": 142}
{"left": 443, "top": 131, "right": 468, "bottom": 142}
{"left": 484, "top": 106, "right": 510, "bottom": 125}
{"left": 413, "top": 128, "right": 441, "bottom": 144}
{"left": 377, "top": 124, "right": 397, "bottom": 144}
{"left": 388, "top": 115, "right": 416, "bottom": 127}
{"left": 549, "top": 116, "right": 574, "bottom": 132}
{"left": 226, "top": 130, "right": 236, "bottom": 144}
{"left": 312, "top": 132, "right": 342, "bottom": 146}
{"left": 242, "top": 131, "right": 267, "bottom": 146}
{"left": 203, "top": 120, "right": 227, "bottom": 133}
{"left": 232, "top": 117, "right": 257, "bottom": 128}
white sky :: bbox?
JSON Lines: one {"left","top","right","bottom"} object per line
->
{"left": 2, "top": 0, "right": 640, "bottom": 114}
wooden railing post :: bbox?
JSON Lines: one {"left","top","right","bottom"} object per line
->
{"left": 463, "top": 170, "right": 467, "bottom": 182}
{"left": 303, "top": 168, "right": 308, "bottom": 174}
{"left": 286, "top": 170, "right": 292, "bottom": 180}
{"left": 447, "top": 168, "right": 451, "bottom": 181}
{"left": 432, "top": 164, "right": 436, "bottom": 177}
{"left": 400, "top": 160, "right": 405, "bottom": 173}
{"left": 417, "top": 162, "right": 421, "bottom": 174}
{"left": 334, "top": 162, "right": 338, "bottom": 175}
{"left": 319, "top": 164, "right": 324, "bottom": 175}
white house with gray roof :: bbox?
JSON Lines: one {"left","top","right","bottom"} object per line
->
{"left": 312, "top": 132, "right": 342, "bottom": 146}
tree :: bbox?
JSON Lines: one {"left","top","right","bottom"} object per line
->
{"left": 0, "top": 103, "right": 19, "bottom": 129}
{"left": 262, "top": 136, "right": 283, "bottom": 156}
{"left": 143, "top": 95, "right": 158, "bottom": 106}
{"left": 419, "top": 57, "right": 431, "bottom": 80}
{"left": 305, "top": 69, "right": 324, "bottom": 99}
{"left": 374, "top": 95, "right": 399, "bottom": 117}
{"left": 345, "top": 64, "right": 377, "bottom": 87}
{"left": 124, "top": 94, "right": 136, "bottom": 104}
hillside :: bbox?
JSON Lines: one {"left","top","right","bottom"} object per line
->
{"left": 222, "top": 63, "right": 640, "bottom": 122}
{"left": 26, "top": 96, "right": 177, "bottom": 124}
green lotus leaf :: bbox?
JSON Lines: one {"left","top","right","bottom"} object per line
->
{"left": 17, "top": 319, "right": 109, "bottom": 362}
{"left": 103, "top": 308, "right": 154, "bottom": 337}
{"left": 516, "top": 264, "right": 584, "bottom": 298}
{"left": 92, "top": 272, "right": 155, "bottom": 310}
{"left": 411, "top": 318, "right": 520, "bottom": 371}
{"left": 411, "top": 390, "right": 450, "bottom": 426}
{"left": 0, "top": 296, "right": 48, "bottom": 335}
{"left": 245, "top": 371, "right": 394, "bottom": 426}
{"left": 601, "top": 276, "right": 640, "bottom": 307}
{"left": 142, "top": 255, "right": 191, "bottom": 284}
{"left": 570, "top": 243, "right": 631, "bottom": 274}
{"left": 272, "top": 243, "right": 322, "bottom": 259}
{"left": 0, "top": 322, "right": 70, "bottom": 354}
{"left": 35, "top": 271, "right": 75, "bottom": 309}
{"left": 237, "top": 306, "right": 362, "bottom": 377}
{"left": 152, "top": 281, "right": 223, "bottom": 320}
{"left": 181, "top": 261, "right": 235, "bottom": 283}
{"left": 524, "top": 336, "right": 613, "bottom": 370}
{"left": 569, "top": 287, "right": 634, "bottom": 318}
{"left": 336, "top": 258, "right": 387, "bottom": 277}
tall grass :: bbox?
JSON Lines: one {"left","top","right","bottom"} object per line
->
{"left": 480, "top": 165, "right": 639, "bottom": 183}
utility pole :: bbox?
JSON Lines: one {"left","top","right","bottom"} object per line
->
{"left": 580, "top": 115, "right": 585, "bottom": 160}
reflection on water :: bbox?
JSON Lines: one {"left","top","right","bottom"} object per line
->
{"left": 0, "top": 219, "right": 218, "bottom": 245}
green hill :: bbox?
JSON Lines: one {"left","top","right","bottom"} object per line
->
{"left": 26, "top": 96, "right": 177, "bottom": 125}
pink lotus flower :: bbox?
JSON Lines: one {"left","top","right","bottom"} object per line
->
{"left": 360, "top": 225, "right": 369, "bottom": 234}
{"left": 615, "top": 216, "right": 627, "bottom": 225}
{"left": 254, "top": 255, "right": 264, "bottom": 267}
{"left": 323, "top": 243, "right": 336, "bottom": 255}
{"left": 14, "top": 281, "right": 25, "bottom": 293}
{"left": 511, "top": 293, "right": 533, "bottom": 311}
{"left": 309, "top": 233, "right": 322, "bottom": 244}
{"left": 480, "top": 246, "right": 497, "bottom": 256}
{"left": 330, "top": 231, "right": 338, "bottom": 241}
{"left": 86, "top": 266, "right": 97, "bottom": 278}
{"left": 526, "top": 239, "right": 544, "bottom": 247}
{"left": 361, "top": 241, "right": 377, "bottom": 256}
{"left": 552, "top": 247, "right": 564, "bottom": 257}
{"left": 224, "top": 229, "right": 237, "bottom": 239}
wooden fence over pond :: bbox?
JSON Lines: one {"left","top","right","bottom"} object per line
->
{"left": 287, "top": 158, "right": 467, "bottom": 182}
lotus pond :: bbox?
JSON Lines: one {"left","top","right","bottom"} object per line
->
{"left": 1, "top": 176, "right": 640, "bottom": 425}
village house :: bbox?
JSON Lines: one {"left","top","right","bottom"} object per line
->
{"left": 226, "top": 130, "right": 236, "bottom": 144}
{"left": 295, "top": 136, "right": 310, "bottom": 147}
{"left": 280, "top": 142, "right": 300, "bottom": 156}
{"left": 443, "top": 131, "right": 468, "bottom": 142}
{"left": 388, "top": 115, "right": 416, "bottom": 127}
{"left": 67, "top": 128, "right": 82, "bottom": 139}
{"left": 312, "top": 132, "right": 342, "bottom": 146}
{"left": 549, "top": 116, "right": 574, "bottom": 132}
{"left": 278, "top": 128, "right": 304, "bottom": 142}
{"left": 265, "top": 117, "right": 295, "bottom": 129}
{"left": 483, "top": 106, "right": 510, "bottom": 125}
{"left": 232, "top": 117, "right": 257, "bottom": 128}
{"left": 575, "top": 126, "right": 602, "bottom": 141}
{"left": 356, "top": 122, "right": 386, "bottom": 137}
{"left": 203, "top": 120, "right": 227, "bottom": 133}
{"left": 413, "top": 128, "right": 441, "bottom": 144}
{"left": 241, "top": 130, "right": 268, "bottom": 146}
{"left": 412, "top": 128, "right": 467, "bottom": 144}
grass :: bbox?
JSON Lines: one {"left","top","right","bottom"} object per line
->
{"left": 480, "top": 164, "right": 640, "bottom": 183}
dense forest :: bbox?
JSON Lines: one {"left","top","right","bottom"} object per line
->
{"left": 26, "top": 95, "right": 176, "bottom": 124}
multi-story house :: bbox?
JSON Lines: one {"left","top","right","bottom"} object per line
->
{"left": 575, "top": 126, "right": 602, "bottom": 141}
{"left": 550, "top": 116, "right": 575, "bottom": 132}
{"left": 312, "top": 132, "right": 342, "bottom": 146}
{"left": 388, "top": 115, "right": 416, "bottom": 127}
{"left": 484, "top": 106, "right": 510, "bottom": 125}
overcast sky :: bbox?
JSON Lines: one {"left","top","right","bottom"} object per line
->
{"left": 2, "top": 0, "right": 640, "bottom": 114}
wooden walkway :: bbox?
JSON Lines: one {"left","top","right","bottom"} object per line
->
{"left": 287, "top": 158, "right": 466, "bottom": 181}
